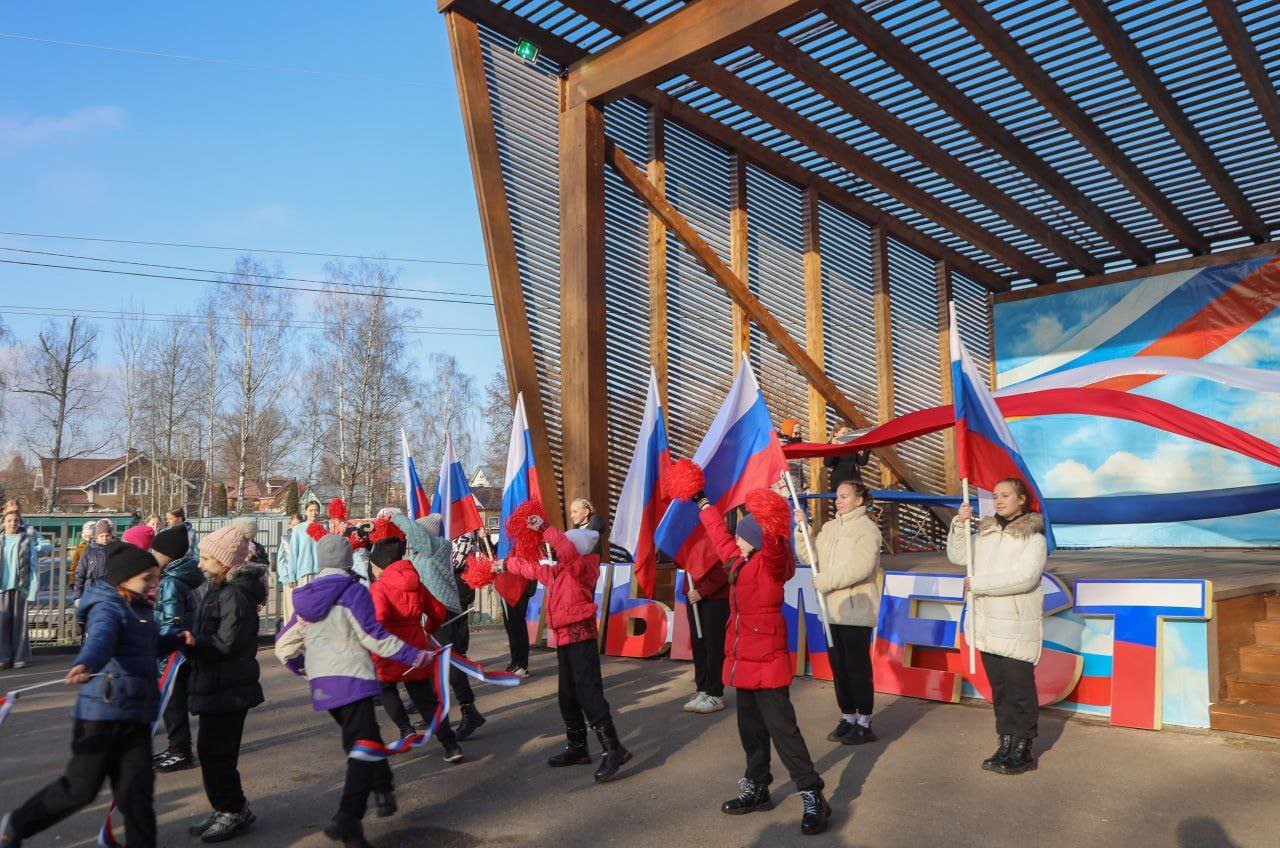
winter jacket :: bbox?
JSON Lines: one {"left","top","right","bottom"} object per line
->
{"left": 71, "top": 582, "right": 183, "bottom": 723}
{"left": 155, "top": 555, "right": 205, "bottom": 636}
{"left": 75, "top": 540, "right": 109, "bottom": 599}
{"left": 182, "top": 521, "right": 199, "bottom": 557}
{"left": 1, "top": 526, "right": 40, "bottom": 602}
{"left": 795, "top": 507, "right": 882, "bottom": 627}
{"left": 274, "top": 567, "right": 423, "bottom": 711}
{"left": 369, "top": 560, "right": 447, "bottom": 682}
{"left": 686, "top": 554, "right": 729, "bottom": 601}
{"left": 697, "top": 506, "right": 795, "bottom": 691}
{"left": 504, "top": 525, "right": 600, "bottom": 646}
{"left": 947, "top": 512, "right": 1048, "bottom": 664}
{"left": 392, "top": 514, "right": 461, "bottom": 612}
{"left": 279, "top": 522, "right": 319, "bottom": 584}
{"left": 574, "top": 514, "right": 608, "bottom": 556}
{"left": 825, "top": 450, "right": 870, "bottom": 491}
{"left": 187, "top": 564, "right": 267, "bottom": 715}
{"left": 69, "top": 539, "right": 89, "bottom": 586}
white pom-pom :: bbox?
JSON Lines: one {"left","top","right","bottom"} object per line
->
{"left": 231, "top": 516, "right": 258, "bottom": 539}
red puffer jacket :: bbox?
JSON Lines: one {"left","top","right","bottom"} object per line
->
{"left": 696, "top": 505, "right": 796, "bottom": 690}
{"left": 370, "top": 559, "right": 448, "bottom": 682}
{"left": 504, "top": 525, "right": 600, "bottom": 646}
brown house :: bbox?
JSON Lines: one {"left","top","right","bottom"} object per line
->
{"left": 34, "top": 451, "right": 206, "bottom": 515}
{"left": 211, "top": 479, "right": 304, "bottom": 513}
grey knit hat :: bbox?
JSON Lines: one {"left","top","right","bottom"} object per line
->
{"left": 735, "top": 516, "right": 763, "bottom": 551}
{"left": 416, "top": 514, "right": 443, "bottom": 538}
{"left": 316, "top": 533, "right": 354, "bottom": 571}
{"left": 564, "top": 529, "right": 599, "bottom": 557}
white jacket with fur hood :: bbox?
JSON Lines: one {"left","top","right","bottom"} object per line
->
{"left": 795, "top": 506, "right": 883, "bottom": 628}
{"left": 947, "top": 512, "right": 1048, "bottom": 664}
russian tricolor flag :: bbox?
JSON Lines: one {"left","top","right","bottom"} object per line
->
{"left": 612, "top": 369, "right": 671, "bottom": 598}
{"left": 655, "top": 357, "right": 788, "bottom": 570}
{"left": 401, "top": 429, "right": 431, "bottom": 521}
{"left": 431, "top": 432, "right": 484, "bottom": 539}
{"left": 497, "top": 392, "right": 542, "bottom": 558}
{"left": 950, "top": 303, "right": 1056, "bottom": 551}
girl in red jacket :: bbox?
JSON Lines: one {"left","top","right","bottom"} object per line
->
{"left": 367, "top": 533, "right": 464, "bottom": 764}
{"left": 493, "top": 506, "right": 631, "bottom": 783}
{"left": 689, "top": 487, "right": 830, "bottom": 837}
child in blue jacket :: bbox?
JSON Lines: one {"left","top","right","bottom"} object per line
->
{"left": 1, "top": 541, "right": 191, "bottom": 847}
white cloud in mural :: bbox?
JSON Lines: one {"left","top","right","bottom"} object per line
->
{"left": 1045, "top": 441, "right": 1265, "bottom": 498}
{"left": 1024, "top": 314, "right": 1068, "bottom": 353}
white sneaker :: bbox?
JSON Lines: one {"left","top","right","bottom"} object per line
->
{"left": 512, "top": 666, "right": 529, "bottom": 678}
{"left": 683, "top": 691, "right": 706, "bottom": 712}
{"left": 693, "top": 694, "right": 725, "bottom": 714}
{"left": 11, "top": 662, "right": 25, "bottom": 669}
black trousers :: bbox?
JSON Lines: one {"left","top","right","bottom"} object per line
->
{"left": 11, "top": 720, "right": 155, "bottom": 847}
{"left": 688, "top": 597, "right": 729, "bottom": 698}
{"left": 162, "top": 662, "right": 193, "bottom": 757}
{"left": 829, "top": 623, "right": 875, "bottom": 716}
{"left": 737, "top": 687, "right": 823, "bottom": 792}
{"left": 197, "top": 710, "right": 248, "bottom": 813}
{"left": 503, "top": 593, "right": 532, "bottom": 669}
{"left": 556, "top": 640, "right": 612, "bottom": 727}
{"left": 379, "top": 681, "right": 458, "bottom": 746}
{"left": 329, "top": 698, "right": 393, "bottom": 820}
{"left": 981, "top": 651, "right": 1039, "bottom": 740}
{"left": 438, "top": 612, "right": 475, "bottom": 706}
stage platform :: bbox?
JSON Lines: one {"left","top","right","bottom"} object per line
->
{"left": 883, "top": 546, "right": 1280, "bottom": 600}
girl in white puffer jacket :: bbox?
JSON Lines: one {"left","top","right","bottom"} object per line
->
{"left": 947, "top": 478, "right": 1047, "bottom": 777}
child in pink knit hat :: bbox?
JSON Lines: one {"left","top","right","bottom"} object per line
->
{"left": 122, "top": 524, "right": 155, "bottom": 551}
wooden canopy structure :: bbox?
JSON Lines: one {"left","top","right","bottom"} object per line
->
{"left": 440, "top": 0, "right": 1280, "bottom": 540}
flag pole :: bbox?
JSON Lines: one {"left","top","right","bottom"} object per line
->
{"left": 783, "top": 470, "right": 834, "bottom": 646}
{"left": 962, "top": 477, "right": 976, "bottom": 675}
{"left": 478, "top": 533, "right": 509, "bottom": 618}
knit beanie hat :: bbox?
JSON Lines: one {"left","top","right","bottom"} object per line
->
{"left": 82, "top": 520, "right": 97, "bottom": 538}
{"left": 122, "top": 524, "right": 154, "bottom": 551}
{"left": 105, "top": 539, "right": 157, "bottom": 586}
{"left": 316, "top": 533, "right": 354, "bottom": 571}
{"left": 735, "top": 515, "right": 763, "bottom": 551}
{"left": 417, "top": 514, "right": 443, "bottom": 538}
{"left": 93, "top": 519, "right": 114, "bottom": 538}
{"left": 369, "top": 537, "right": 407, "bottom": 568}
{"left": 199, "top": 518, "right": 257, "bottom": 568}
{"left": 564, "top": 529, "right": 599, "bottom": 557}
{"left": 152, "top": 525, "right": 190, "bottom": 559}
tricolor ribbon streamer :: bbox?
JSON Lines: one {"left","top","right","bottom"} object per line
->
{"left": 446, "top": 650, "right": 522, "bottom": 688}
{"left": 0, "top": 674, "right": 102, "bottom": 729}
{"left": 349, "top": 645, "right": 452, "bottom": 762}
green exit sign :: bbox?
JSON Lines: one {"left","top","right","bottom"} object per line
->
{"left": 515, "top": 39, "right": 540, "bottom": 63}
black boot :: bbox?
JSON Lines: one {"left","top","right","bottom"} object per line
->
{"left": 323, "top": 812, "right": 372, "bottom": 848}
{"left": 372, "top": 790, "right": 397, "bottom": 818}
{"left": 799, "top": 789, "right": 831, "bottom": 836}
{"left": 592, "top": 717, "right": 632, "bottom": 783}
{"left": 547, "top": 722, "right": 592, "bottom": 767}
{"left": 455, "top": 703, "right": 486, "bottom": 741}
{"left": 981, "top": 734, "right": 1013, "bottom": 771}
{"left": 1, "top": 812, "right": 21, "bottom": 848}
{"left": 994, "top": 737, "right": 1037, "bottom": 775}
{"left": 721, "top": 779, "right": 772, "bottom": 815}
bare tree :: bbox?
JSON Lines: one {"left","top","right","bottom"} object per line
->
{"left": 14, "top": 317, "right": 106, "bottom": 510}
{"left": 411, "top": 352, "right": 479, "bottom": 475}
{"left": 113, "top": 305, "right": 149, "bottom": 515}
{"left": 199, "top": 295, "right": 221, "bottom": 516}
{"left": 140, "top": 316, "right": 198, "bottom": 515}
{"left": 481, "top": 365, "right": 512, "bottom": 475}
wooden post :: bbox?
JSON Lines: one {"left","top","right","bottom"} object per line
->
{"left": 986, "top": 291, "right": 999, "bottom": 391}
{"left": 871, "top": 225, "right": 899, "bottom": 552}
{"left": 446, "top": 11, "right": 564, "bottom": 526}
{"left": 803, "top": 187, "right": 827, "bottom": 523}
{"left": 731, "top": 153, "right": 750, "bottom": 364}
{"left": 558, "top": 96, "right": 611, "bottom": 536}
{"left": 647, "top": 107, "right": 669, "bottom": 409}
{"left": 937, "top": 260, "right": 957, "bottom": 495}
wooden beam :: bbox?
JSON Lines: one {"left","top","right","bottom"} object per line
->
{"left": 731, "top": 154, "right": 751, "bottom": 363}
{"left": 1205, "top": 0, "right": 1280, "bottom": 151}
{"left": 937, "top": 0, "right": 1209, "bottom": 255}
{"left": 1068, "top": 0, "right": 1266, "bottom": 243}
{"left": 647, "top": 107, "right": 669, "bottom": 409}
{"left": 606, "top": 137, "right": 933, "bottom": 495}
{"left": 995, "top": 240, "right": 1280, "bottom": 303}
{"left": 559, "top": 97, "right": 611, "bottom": 527}
{"left": 821, "top": 0, "right": 1152, "bottom": 267}
{"left": 445, "top": 11, "right": 564, "bottom": 527}
{"left": 870, "top": 225, "right": 900, "bottom": 549}
{"left": 803, "top": 187, "right": 827, "bottom": 523}
{"left": 564, "top": 0, "right": 822, "bottom": 107}
{"left": 936, "top": 261, "right": 957, "bottom": 495}
{"left": 444, "top": 0, "right": 1011, "bottom": 292}
{"left": 696, "top": 63, "right": 1055, "bottom": 283}
{"left": 753, "top": 34, "right": 1103, "bottom": 275}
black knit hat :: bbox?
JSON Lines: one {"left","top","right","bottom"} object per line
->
{"left": 151, "top": 525, "right": 190, "bottom": 559}
{"left": 105, "top": 540, "right": 158, "bottom": 586}
{"left": 369, "top": 537, "right": 407, "bottom": 569}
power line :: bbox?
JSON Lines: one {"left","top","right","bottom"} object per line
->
{"left": 0, "top": 246, "right": 495, "bottom": 302}
{"left": 0, "top": 33, "right": 450, "bottom": 90}
{"left": 0, "top": 258, "right": 497, "bottom": 307}
{"left": 0, "top": 230, "right": 487, "bottom": 267}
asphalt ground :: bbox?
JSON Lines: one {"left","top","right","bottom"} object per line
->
{"left": 2, "top": 629, "right": 1278, "bottom": 847}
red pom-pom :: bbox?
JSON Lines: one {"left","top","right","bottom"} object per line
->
{"left": 347, "top": 529, "right": 371, "bottom": 551}
{"left": 369, "top": 516, "right": 404, "bottom": 544}
{"left": 664, "top": 458, "right": 705, "bottom": 501}
{"left": 462, "top": 553, "right": 497, "bottom": 589}
{"left": 306, "top": 523, "right": 327, "bottom": 542}
{"left": 505, "top": 500, "right": 548, "bottom": 561}
{"left": 328, "top": 498, "right": 348, "bottom": 522}
{"left": 745, "top": 488, "right": 790, "bottom": 538}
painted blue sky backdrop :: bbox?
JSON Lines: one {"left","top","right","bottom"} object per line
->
{"left": 0, "top": 2, "right": 500, "bottom": 382}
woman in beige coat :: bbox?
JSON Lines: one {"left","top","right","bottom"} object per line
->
{"left": 948, "top": 477, "right": 1048, "bottom": 776}
{"left": 794, "top": 481, "right": 883, "bottom": 746}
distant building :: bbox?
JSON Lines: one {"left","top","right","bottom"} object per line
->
{"left": 35, "top": 451, "right": 205, "bottom": 514}
{"left": 210, "top": 479, "right": 304, "bottom": 513}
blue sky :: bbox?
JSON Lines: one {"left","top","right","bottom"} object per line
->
{"left": 0, "top": 1, "right": 501, "bottom": 381}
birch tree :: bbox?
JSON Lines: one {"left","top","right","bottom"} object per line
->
{"left": 114, "top": 308, "right": 148, "bottom": 515}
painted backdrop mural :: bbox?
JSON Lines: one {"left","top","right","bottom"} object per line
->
{"left": 994, "top": 256, "right": 1280, "bottom": 547}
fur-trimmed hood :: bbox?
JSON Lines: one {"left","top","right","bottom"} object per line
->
{"left": 978, "top": 511, "right": 1045, "bottom": 539}
{"left": 224, "top": 563, "right": 268, "bottom": 606}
